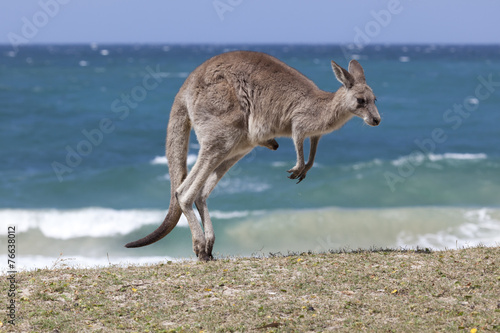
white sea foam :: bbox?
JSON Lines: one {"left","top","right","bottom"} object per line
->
{"left": 391, "top": 152, "right": 487, "bottom": 166}
{"left": 150, "top": 154, "right": 197, "bottom": 166}
{"left": 396, "top": 207, "right": 500, "bottom": 249}
{"left": 187, "top": 154, "right": 198, "bottom": 166}
{"left": 0, "top": 207, "right": 252, "bottom": 240}
{"left": 225, "top": 206, "right": 500, "bottom": 254}
{"left": 271, "top": 161, "right": 287, "bottom": 168}
{"left": 391, "top": 154, "right": 425, "bottom": 167}
{"left": 216, "top": 177, "right": 270, "bottom": 194}
{"left": 466, "top": 97, "right": 479, "bottom": 105}
{"left": 156, "top": 72, "right": 189, "bottom": 79}
{"left": 0, "top": 208, "right": 170, "bottom": 239}
{"left": 0, "top": 255, "right": 179, "bottom": 274}
{"left": 3, "top": 207, "right": 498, "bottom": 271}
{"left": 151, "top": 155, "right": 168, "bottom": 165}
{"left": 210, "top": 210, "right": 251, "bottom": 219}
{"left": 271, "top": 161, "right": 322, "bottom": 169}
{"left": 428, "top": 153, "right": 487, "bottom": 161}
{"left": 349, "top": 159, "right": 383, "bottom": 171}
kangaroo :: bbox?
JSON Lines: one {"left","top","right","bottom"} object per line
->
{"left": 125, "top": 51, "right": 381, "bottom": 261}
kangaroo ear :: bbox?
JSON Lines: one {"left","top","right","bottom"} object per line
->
{"left": 331, "top": 61, "right": 355, "bottom": 89}
{"left": 348, "top": 59, "right": 366, "bottom": 84}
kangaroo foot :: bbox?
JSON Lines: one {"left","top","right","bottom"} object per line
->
{"left": 260, "top": 139, "right": 279, "bottom": 151}
{"left": 287, "top": 166, "right": 307, "bottom": 184}
{"left": 197, "top": 252, "right": 212, "bottom": 261}
{"left": 195, "top": 248, "right": 212, "bottom": 262}
{"left": 193, "top": 240, "right": 212, "bottom": 261}
{"left": 206, "top": 239, "right": 215, "bottom": 260}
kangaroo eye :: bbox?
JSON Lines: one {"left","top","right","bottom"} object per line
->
{"left": 357, "top": 98, "right": 366, "bottom": 105}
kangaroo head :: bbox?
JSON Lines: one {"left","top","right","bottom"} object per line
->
{"left": 331, "top": 60, "right": 381, "bottom": 127}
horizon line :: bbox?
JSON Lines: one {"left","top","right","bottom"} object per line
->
{"left": 1, "top": 42, "right": 500, "bottom": 47}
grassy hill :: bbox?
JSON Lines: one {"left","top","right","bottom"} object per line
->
{"left": 1, "top": 246, "right": 499, "bottom": 332}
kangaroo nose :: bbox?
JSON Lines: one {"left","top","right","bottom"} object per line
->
{"left": 373, "top": 117, "right": 380, "bottom": 126}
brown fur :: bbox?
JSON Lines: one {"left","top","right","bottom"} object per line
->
{"left": 125, "top": 51, "right": 381, "bottom": 261}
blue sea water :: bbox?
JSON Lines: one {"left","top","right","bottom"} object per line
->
{"left": 1, "top": 44, "right": 499, "bottom": 271}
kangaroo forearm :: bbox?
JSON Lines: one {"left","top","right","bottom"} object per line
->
{"left": 294, "top": 137, "right": 305, "bottom": 168}
{"left": 306, "top": 136, "right": 320, "bottom": 167}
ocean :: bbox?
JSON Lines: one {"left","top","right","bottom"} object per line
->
{"left": 1, "top": 44, "right": 499, "bottom": 272}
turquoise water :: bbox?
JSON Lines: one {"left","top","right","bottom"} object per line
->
{"left": 1, "top": 44, "right": 499, "bottom": 270}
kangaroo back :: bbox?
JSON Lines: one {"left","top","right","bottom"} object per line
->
{"left": 125, "top": 98, "right": 190, "bottom": 248}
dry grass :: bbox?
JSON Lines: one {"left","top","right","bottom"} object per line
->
{"left": 1, "top": 246, "right": 499, "bottom": 332}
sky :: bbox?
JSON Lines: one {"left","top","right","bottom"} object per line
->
{"left": 1, "top": 0, "right": 500, "bottom": 46}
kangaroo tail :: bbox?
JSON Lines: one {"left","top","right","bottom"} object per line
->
{"left": 125, "top": 99, "right": 190, "bottom": 248}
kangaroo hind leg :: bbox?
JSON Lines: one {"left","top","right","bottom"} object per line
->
{"left": 176, "top": 140, "right": 241, "bottom": 261}
{"left": 194, "top": 153, "right": 248, "bottom": 259}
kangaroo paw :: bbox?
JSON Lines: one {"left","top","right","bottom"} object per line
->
{"left": 296, "top": 173, "right": 306, "bottom": 184}
{"left": 287, "top": 166, "right": 307, "bottom": 184}
{"left": 287, "top": 166, "right": 303, "bottom": 178}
